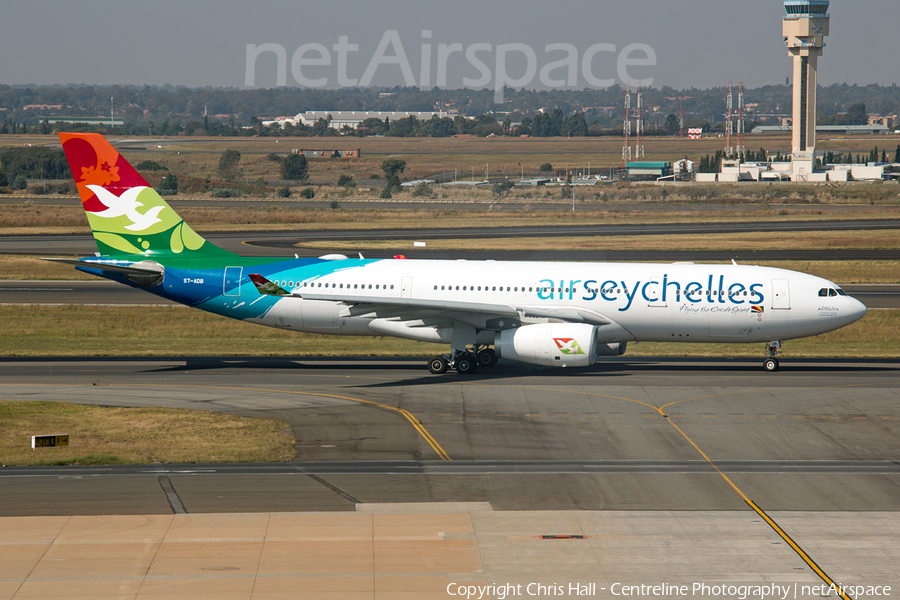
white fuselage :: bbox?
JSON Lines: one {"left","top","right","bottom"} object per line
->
{"left": 246, "top": 259, "right": 866, "bottom": 346}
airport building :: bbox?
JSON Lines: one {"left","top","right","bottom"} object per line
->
{"left": 699, "top": 0, "right": 892, "bottom": 183}
{"left": 47, "top": 116, "right": 124, "bottom": 128}
{"left": 264, "top": 111, "right": 450, "bottom": 131}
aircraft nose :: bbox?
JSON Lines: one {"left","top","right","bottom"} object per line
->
{"left": 849, "top": 297, "right": 868, "bottom": 323}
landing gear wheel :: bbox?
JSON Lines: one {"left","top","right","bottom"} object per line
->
{"left": 428, "top": 356, "right": 449, "bottom": 374}
{"left": 476, "top": 348, "right": 497, "bottom": 367}
{"left": 764, "top": 358, "right": 779, "bottom": 372}
{"left": 455, "top": 354, "right": 477, "bottom": 375}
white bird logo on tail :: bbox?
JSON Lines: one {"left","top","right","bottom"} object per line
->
{"left": 85, "top": 185, "right": 165, "bottom": 232}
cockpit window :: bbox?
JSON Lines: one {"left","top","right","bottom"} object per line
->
{"left": 835, "top": 288, "right": 848, "bottom": 296}
{"left": 829, "top": 289, "right": 838, "bottom": 297}
{"left": 818, "top": 288, "right": 828, "bottom": 297}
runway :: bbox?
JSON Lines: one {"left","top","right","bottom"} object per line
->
{"left": 3, "top": 357, "right": 898, "bottom": 597}
{"left": 2, "top": 356, "right": 898, "bottom": 515}
{"left": 3, "top": 280, "right": 897, "bottom": 307}
{"left": 2, "top": 218, "right": 899, "bottom": 259}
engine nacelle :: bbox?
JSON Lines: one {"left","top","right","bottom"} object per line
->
{"left": 495, "top": 323, "right": 598, "bottom": 367}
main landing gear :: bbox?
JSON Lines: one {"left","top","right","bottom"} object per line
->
{"left": 427, "top": 346, "right": 498, "bottom": 375}
{"left": 763, "top": 340, "right": 782, "bottom": 372}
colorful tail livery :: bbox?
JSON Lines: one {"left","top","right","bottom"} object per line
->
{"left": 51, "top": 133, "right": 867, "bottom": 374}
{"left": 59, "top": 133, "right": 227, "bottom": 258}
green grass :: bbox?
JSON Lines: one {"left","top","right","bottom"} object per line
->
{"left": 0, "top": 400, "right": 296, "bottom": 466}
{"left": 0, "top": 305, "right": 896, "bottom": 359}
{"left": 0, "top": 305, "right": 433, "bottom": 357}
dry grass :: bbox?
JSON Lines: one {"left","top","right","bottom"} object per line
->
{"left": 0, "top": 400, "right": 295, "bottom": 466}
{"left": 0, "top": 305, "right": 431, "bottom": 357}
{"left": 1, "top": 305, "right": 896, "bottom": 359}
{"left": 754, "top": 261, "right": 900, "bottom": 283}
{"left": 2, "top": 201, "right": 899, "bottom": 237}
{"left": 0, "top": 255, "right": 96, "bottom": 280}
{"left": 629, "top": 308, "right": 900, "bottom": 358}
{"left": 301, "top": 230, "right": 900, "bottom": 252}
{"left": 7, "top": 132, "right": 900, "bottom": 182}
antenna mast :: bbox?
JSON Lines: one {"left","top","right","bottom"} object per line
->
{"left": 635, "top": 83, "right": 645, "bottom": 160}
{"left": 725, "top": 81, "right": 734, "bottom": 157}
{"left": 737, "top": 80, "right": 745, "bottom": 158}
{"left": 622, "top": 83, "right": 631, "bottom": 167}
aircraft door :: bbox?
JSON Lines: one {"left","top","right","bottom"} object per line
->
{"left": 646, "top": 275, "right": 666, "bottom": 307}
{"left": 772, "top": 279, "right": 791, "bottom": 310}
{"left": 401, "top": 276, "right": 413, "bottom": 298}
{"left": 223, "top": 266, "right": 243, "bottom": 297}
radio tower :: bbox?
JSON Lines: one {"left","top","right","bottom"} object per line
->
{"left": 725, "top": 81, "right": 734, "bottom": 156}
{"left": 622, "top": 83, "right": 632, "bottom": 167}
{"left": 679, "top": 106, "right": 684, "bottom": 139}
{"left": 737, "top": 81, "right": 746, "bottom": 159}
{"left": 635, "top": 83, "right": 645, "bottom": 159}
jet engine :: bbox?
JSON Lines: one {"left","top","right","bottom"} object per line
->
{"left": 494, "top": 323, "right": 599, "bottom": 367}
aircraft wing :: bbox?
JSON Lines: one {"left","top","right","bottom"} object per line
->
{"left": 249, "top": 274, "right": 609, "bottom": 329}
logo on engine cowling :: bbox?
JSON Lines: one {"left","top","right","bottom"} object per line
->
{"left": 553, "top": 338, "right": 585, "bottom": 355}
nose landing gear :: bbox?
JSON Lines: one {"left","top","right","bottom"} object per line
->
{"left": 763, "top": 341, "right": 782, "bottom": 372}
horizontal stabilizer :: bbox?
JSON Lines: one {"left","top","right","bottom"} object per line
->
{"left": 42, "top": 258, "right": 165, "bottom": 287}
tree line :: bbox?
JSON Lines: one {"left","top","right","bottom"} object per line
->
{"left": 1, "top": 82, "right": 897, "bottom": 135}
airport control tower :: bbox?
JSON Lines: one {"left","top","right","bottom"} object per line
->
{"left": 783, "top": 0, "right": 830, "bottom": 165}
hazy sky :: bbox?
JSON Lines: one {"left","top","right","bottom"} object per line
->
{"left": 3, "top": 0, "right": 897, "bottom": 91}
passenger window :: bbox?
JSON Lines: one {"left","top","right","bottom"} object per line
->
{"left": 390, "top": 285, "right": 394, "bottom": 289}
{"left": 492, "top": 286, "right": 496, "bottom": 291}
{"left": 376, "top": 285, "right": 379, "bottom": 289}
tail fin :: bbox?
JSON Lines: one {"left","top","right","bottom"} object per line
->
{"left": 59, "top": 133, "right": 230, "bottom": 258}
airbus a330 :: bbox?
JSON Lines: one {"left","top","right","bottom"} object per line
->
{"left": 50, "top": 133, "right": 867, "bottom": 374}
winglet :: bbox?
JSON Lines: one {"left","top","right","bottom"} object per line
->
{"left": 248, "top": 274, "right": 292, "bottom": 296}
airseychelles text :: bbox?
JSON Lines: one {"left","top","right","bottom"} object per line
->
{"left": 537, "top": 274, "right": 766, "bottom": 312}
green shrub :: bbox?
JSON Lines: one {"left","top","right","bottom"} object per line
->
{"left": 337, "top": 174, "right": 356, "bottom": 188}
{"left": 276, "top": 187, "right": 291, "bottom": 198}
{"left": 299, "top": 187, "right": 315, "bottom": 199}
{"left": 411, "top": 182, "right": 433, "bottom": 198}
{"left": 134, "top": 160, "right": 168, "bottom": 171}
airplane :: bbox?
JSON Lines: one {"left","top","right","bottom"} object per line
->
{"left": 49, "top": 132, "right": 867, "bottom": 374}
